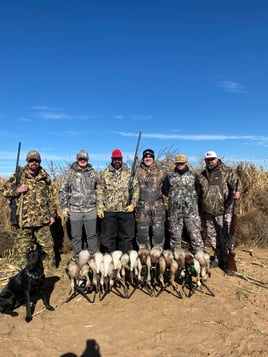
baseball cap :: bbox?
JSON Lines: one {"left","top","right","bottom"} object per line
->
{"left": 204, "top": 151, "right": 218, "bottom": 159}
{"left": 76, "top": 150, "right": 89, "bottom": 160}
{"left": 111, "top": 149, "right": 123, "bottom": 158}
{"left": 175, "top": 154, "right": 188, "bottom": 163}
{"left": 26, "top": 150, "right": 41, "bottom": 161}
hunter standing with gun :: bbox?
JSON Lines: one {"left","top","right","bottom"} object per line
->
{"left": 135, "top": 148, "right": 167, "bottom": 249}
{"left": 2, "top": 149, "right": 57, "bottom": 270}
{"left": 97, "top": 137, "right": 140, "bottom": 253}
{"left": 198, "top": 151, "right": 241, "bottom": 276}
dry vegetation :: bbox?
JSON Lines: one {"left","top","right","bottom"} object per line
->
{"left": 0, "top": 157, "right": 267, "bottom": 260}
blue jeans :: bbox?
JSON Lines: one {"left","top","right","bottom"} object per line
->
{"left": 70, "top": 209, "right": 97, "bottom": 255}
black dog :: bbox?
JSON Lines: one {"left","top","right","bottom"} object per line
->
{"left": 0, "top": 246, "right": 55, "bottom": 322}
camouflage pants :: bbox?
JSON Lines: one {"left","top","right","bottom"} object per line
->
{"left": 168, "top": 211, "right": 204, "bottom": 252}
{"left": 135, "top": 200, "right": 166, "bottom": 249}
{"left": 15, "top": 225, "right": 55, "bottom": 268}
{"left": 204, "top": 213, "right": 232, "bottom": 267}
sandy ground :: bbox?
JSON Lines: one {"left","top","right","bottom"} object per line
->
{"left": 0, "top": 247, "right": 267, "bottom": 357}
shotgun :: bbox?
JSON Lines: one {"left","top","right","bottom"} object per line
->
{"left": 127, "top": 130, "right": 142, "bottom": 205}
{"left": 227, "top": 180, "right": 239, "bottom": 271}
{"left": 10, "top": 142, "right": 22, "bottom": 226}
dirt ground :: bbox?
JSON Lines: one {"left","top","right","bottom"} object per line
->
{"left": 0, "top": 247, "right": 267, "bottom": 357}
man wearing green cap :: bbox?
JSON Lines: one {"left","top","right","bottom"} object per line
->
{"left": 162, "top": 154, "right": 204, "bottom": 253}
{"left": 2, "top": 150, "right": 57, "bottom": 269}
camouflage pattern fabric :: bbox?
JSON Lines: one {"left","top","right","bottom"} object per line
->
{"left": 59, "top": 162, "right": 98, "bottom": 212}
{"left": 199, "top": 160, "right": 242, "bottom": 216}
{"left": 97, "top": 164, "right": 139, "bottom": 212}
{"left": 2, "top": 166, "right": 56, "bottom": 268}
{"left": 199, "top": 160, "right": 241, "bottom": 267}
{"left": 135, "top": 162, "right": 167, "bottom": 248}
{"left": 2, "top": 166, "right": 57, "bottom": 227}
{"left": 16, "top": 226, "right": 55, "bottom": 268}
{"left": 164, "top": 168, "right": 204, "bottom": 252}
{"left": 204, "top": 212, "right": 232, "bottom": 268}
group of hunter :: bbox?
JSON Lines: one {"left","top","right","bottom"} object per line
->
{"left": 2, "top": 147, "right": 241, "bottom": 276}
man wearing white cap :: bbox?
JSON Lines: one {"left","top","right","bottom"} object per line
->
{"left": 199, "top": 150, "right": 241, "bottom": 275}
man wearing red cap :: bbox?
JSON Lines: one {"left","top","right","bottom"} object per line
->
{"left": 97, "top": 149, "right": 139, "bottom": 253}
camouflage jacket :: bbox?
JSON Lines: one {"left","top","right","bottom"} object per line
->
{"left": 162, "top": 167, "right": 200, "bottom": 216}
{"left": 136, "top": 162, "right": 166, "bottom": 204}
{"left": 97, "top": 164, "right": 139, "bottom": 212}
{"left": 198, "top": 160, "right": 242, "bottom": 216}
{"left": 59, "top": 162, "right": 98, "bottom": 212}
{"left": 2, "top": 166, "right": 57, "bottom": 227}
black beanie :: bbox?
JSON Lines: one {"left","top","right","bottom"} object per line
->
{"left": 142, "top": 149, "right": 155, "bottom": 159}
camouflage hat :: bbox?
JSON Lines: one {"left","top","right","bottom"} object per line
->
{"left": 76, "top": 150, "right": 89, "bottom": 160}
{"left": 175, "top": 154, "right": 188, "bottom": 163}
{"left": 26, "top": 150, "right": 41, "bottom": 161}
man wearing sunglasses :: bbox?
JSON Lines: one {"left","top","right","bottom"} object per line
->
{"left": 2, "top": 150, "right": 57, "bottom": 269}
{"left": 199, "top": 151, "right": 241, "bottom": 275}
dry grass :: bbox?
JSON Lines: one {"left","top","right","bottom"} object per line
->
{"left": 0, "top": 157, "right": 267, "bottom": 259}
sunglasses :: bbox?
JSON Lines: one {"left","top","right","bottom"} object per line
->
{"left": 28, "top": 159, "right": 40, "bottom": 163}
{"left": 78, "top": 158, "right": 88, "bottom": 161}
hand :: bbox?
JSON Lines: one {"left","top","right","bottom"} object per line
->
{"left": 125, "top": 204, "right": 135, "bottom": 213}
{"left": 17, "top": 184, "right": 28, "bottom": 193}
{"left": 62, "top": 208, "right": 70, "bottom": 219}
{"left": 49, "top": 217, "right": 55, "bottom": 226}
{"left": 97, "top": 210, "right": 104, "bottom": 219}
{"left": 233, "top": 191, "right": 240, "bottom": 199}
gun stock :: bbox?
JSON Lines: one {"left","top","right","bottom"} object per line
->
{"left": 127, "top": 131, "right": 142, "bottom": 205}
{"left": 10, "top": 142, "right": 21, "bottom": 226}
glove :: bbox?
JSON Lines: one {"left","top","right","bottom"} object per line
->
{"left": 97, "top": 210, "right": 104, "bottom": 219}
{"left": 62, "top": 208, "right": 70, "bottom": 219}
{"left": 125, "top": 204, "right": 135, "bottom": 213}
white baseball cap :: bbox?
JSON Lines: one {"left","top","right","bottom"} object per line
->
{"left": 205, "top": 151, "right": 218, "bottom": 159}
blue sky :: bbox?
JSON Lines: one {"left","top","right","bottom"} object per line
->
{"left": 0, "top": 0, "right": 267, "bottom": 177}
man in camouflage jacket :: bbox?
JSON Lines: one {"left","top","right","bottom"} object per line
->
{"left": 162, "top": 154, "right": 204, "bottom": 253}
{"left": 59, "top": 150, "right": 98, "bottom": 256}
{"left": 2, "top": 150, "right": 56, "bottom": 268}
{"left": 199, "top": 151, "right": 241, "bottom": 274}
{"left": 97, "top": 149, "right": 139, "bottom": 253}
{"left": 135, "top": 149, "right": 167, "bottom": 249}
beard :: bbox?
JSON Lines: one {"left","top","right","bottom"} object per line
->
{"left": 112, "top": 160, "right": 122, "bottom": 170}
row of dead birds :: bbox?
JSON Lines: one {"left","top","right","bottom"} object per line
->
{"left": 65, "top": 246, "right": 215, "bottom": 303}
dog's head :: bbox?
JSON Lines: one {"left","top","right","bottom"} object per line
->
{"left": 26, "top": 246, "right": 47, "bottom": 270}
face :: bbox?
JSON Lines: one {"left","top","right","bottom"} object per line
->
{"left": 27, "top": 158, "right": 41, "bottom": 172}
{"left": 77, "top": 158, "right": 88, "bottom": 168}
{"left": 205, "top": 157, "right": 218, "bottom": 165}
{"left": 143, "top": 156, "right": 154, "bottom": 167}
{"left": 112, "top": 157, "right": 122, "bottom": 170}
{"left": 175, "top": 162, "right": 187, "bottom": 169}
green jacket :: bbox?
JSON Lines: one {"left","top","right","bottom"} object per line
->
{"left": 2, "top": 166, "right": 57, "bottom": 227}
